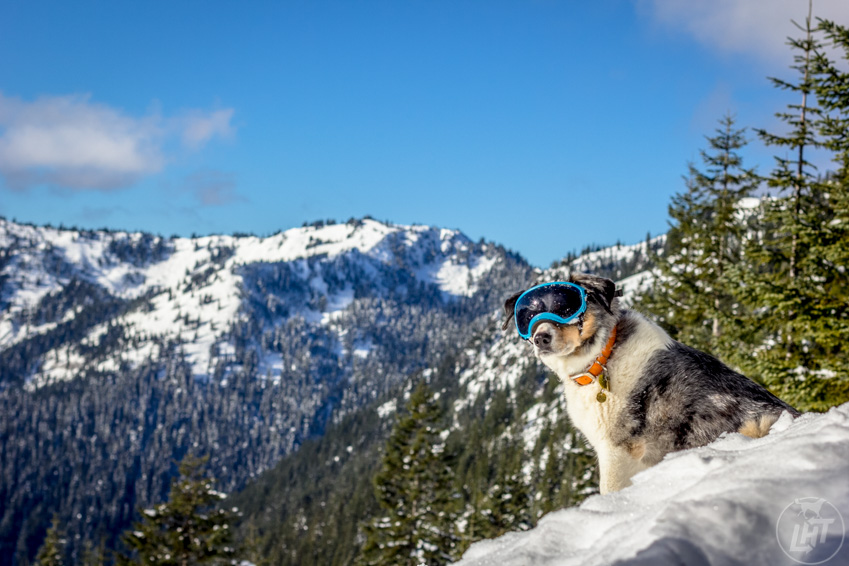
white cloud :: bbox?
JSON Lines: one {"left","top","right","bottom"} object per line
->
{"left": 640, "top": 0, "right": 849, "bottom": 64}
{"left": 0, "top": 93, "right": 235, "bottom": 191}
{"left": 180, "top": 108, "right": 235, "bottom": 150}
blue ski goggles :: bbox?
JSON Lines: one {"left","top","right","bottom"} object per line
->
{"left": 514, "top": 282, "right": 587, "bottom": 340}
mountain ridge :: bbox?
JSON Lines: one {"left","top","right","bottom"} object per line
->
{"left": 0, "top": 217, "right": 526, "bottom": 385}
{"left": 0, "top": 215, "right": 658, "bottom": 564}
{"left": 0, "top": 216, "right": 533, "bottom": 563}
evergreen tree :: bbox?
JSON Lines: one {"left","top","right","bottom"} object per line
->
{"left": 459, "top": 425, "right": 497, "bottom": 545}
{"left": 534, "top": 421, "right": 560, "bottom": 516}
{"left": 118, "top": 454, "right": 242, "bottom": 566}
{"left": 737, "top": 12, "right": 849, "bottom": 410}
{"left": 534, "top": 421, "right": 597, "bottom": 516}
{"left": 802, "top": 18, "right": 849, "bottom": 404}
{"left": 240, "top": 524, "right": 270, "bottom": 566}
{"left": 815, "top": 19, "right": 849, "bottom": 294}
{"left": 356, "top": 382, "right": 460, "bottom": 566}
{"left": 34, "top": 517, "right": 66, "bottom": 566}
{"left": 638, "top": 113, "right": 758, "bottom": 355}
{"left": 81, "top": 538, "right": 107, "bottom": 566}
{"left": 484, "top": 436, "right": 532, "bottom": 532}
{"left": 755, "top": 5, "right": 822, "bottom": 282}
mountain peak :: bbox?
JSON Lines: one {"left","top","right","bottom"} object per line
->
{"left": 0, "top": 217, "right": 520, "bottom": 387}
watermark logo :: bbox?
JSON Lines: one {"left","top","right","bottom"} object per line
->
{"left": 776, "top": 497, "right": 845, "bottom": 565}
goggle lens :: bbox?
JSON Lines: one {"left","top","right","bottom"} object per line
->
{"left": 514, "top": 282, "right": 586, "bottom": 339}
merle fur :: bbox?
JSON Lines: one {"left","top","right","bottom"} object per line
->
{"left": 503, "top": 273, "right": 800, "bottom": 467}
{"left": 610, "top": 315, "right": 799, "bottom": 462}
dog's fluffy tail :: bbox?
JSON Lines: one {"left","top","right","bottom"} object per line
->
{"left": 738, "top": 413, "right": 780, "bottom": 439}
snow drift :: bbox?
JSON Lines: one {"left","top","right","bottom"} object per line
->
{"left": 457, "top": 403, "right": 849, "bottom": 566}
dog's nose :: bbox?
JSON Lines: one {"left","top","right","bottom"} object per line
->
{"left": 533, "top": 331, "right": 552, "bottom": 348}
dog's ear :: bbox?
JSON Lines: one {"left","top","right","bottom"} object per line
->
{"left": 570, "top": 273, "right": 618, "bottom": 315}
{"left": 501, "top": 290, "right": 524, "bottom": 331}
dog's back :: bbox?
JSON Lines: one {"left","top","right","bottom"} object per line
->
{"left": 609, "top": 323, "right": 799, "bottom": 467}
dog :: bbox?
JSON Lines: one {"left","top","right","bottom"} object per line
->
{"left": 502, "top": 272, "right": 799, "bottom": 494}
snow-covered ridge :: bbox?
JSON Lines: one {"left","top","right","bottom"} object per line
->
{"left": 0, "top": 218, "right": 481, "bottom": 299}
{"left": 0, "top": 218, "right": 512, "bottom": 386}
{"left": 457, "top": 402, "right": 849, "bottom": 566}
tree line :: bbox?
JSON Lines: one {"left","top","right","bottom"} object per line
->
{"left": 639, "top": 15, "right": 849, "bottom": 411}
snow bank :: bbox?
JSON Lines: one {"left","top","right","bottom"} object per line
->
{"left": 457, "top": 403, "right": 849, "bottom": 566}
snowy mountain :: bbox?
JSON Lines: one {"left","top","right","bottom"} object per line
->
{"left": 0, "top": 217, "right": 534, "bottom": 564}
{"left": 457, "top": 402, "right": 849, "bottom": 566}
{"left": 0, "top": 214, "right": 662, "bottom": 564}
{"left": 0, "top": 217, "right": 520, "bottom": 388}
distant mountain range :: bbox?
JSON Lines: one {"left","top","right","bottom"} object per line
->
{"left": 0, "top": 217, "right": 660, "bottom": 564}
{"left": 0, "top": 217, "right": 528, "bottom": 385}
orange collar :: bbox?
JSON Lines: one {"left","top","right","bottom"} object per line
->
{"left": 572, "top": 325, "right": 617, "bottom": 387}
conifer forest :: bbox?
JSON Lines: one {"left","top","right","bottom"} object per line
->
{"left": 2, "top": 15, "right": 849, "bottom": 566}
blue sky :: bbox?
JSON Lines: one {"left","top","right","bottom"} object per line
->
{"left": 1, "top": 1, "right": 847, "bottom": 267}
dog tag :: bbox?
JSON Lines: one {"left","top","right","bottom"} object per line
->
{"left": 596, "top": 391, "right": 607, "bottom": 403}
{"left": 598, "top": 373, "right": 608, "bottom": 390}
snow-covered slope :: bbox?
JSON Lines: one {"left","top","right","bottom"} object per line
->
{"left": 0, "top": 217, "right": 520, "bottom": 387}
{"left": 566, "top": 237, "right": 663, "bottom": 281}
{"left": 0, "top": 216, "right": 535, "bottom": 565}
{"left": 457, "top": 403, "right": 849, "bottom": 566}
{"left": 0, "top": 216, "right": 662, "bottom": 565}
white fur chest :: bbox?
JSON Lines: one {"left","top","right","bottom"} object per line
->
{"left": 561, "top": 381, "right": 624, "bottom": 448}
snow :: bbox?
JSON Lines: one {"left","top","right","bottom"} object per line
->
{"left": 0, "top": 218, "right": 505, "bottom": 385}
{"left": 615, "top": 271, "right": 654, "bottom": 304}
{"left": 454, "top": 318, "right": 537, "bottom": 407}
{"left": 428, "top": 255, "right": 499, "bottom": 298}
{"left": 456, "top": 403, "right": 849, "bottom": 566}
{"left": 738, "top": 196, "right": 763, "bottom": 210}
{"left": 377, "top": 399, "right": 397, "bottom": 418}
{"left": 567, "top": 236, "right": 663, "bottom": 277}
{"left": 352, "top": 342, "right": 373, "bottom": 359}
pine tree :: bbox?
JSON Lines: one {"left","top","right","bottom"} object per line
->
{"left": 478, "top": 435, "right": 532, "bottom": 536}
{"left": 356, "top": 382, "right": 460, "bottom": 566}
{"left": 737, "top": 11, "right": 849, "bottom": 410}
{"left": 459, "top": 424, "right": 504, "bottom": 548}
{"left": 756, "top": 4, "right": 821, "bottom": 282}
{"left": 241, "top": 523, "right": 270, "bottom": 566}
{"left": 800, "top": 18, "right": 849, "bottom": 405}
{"left": 535, "top": 421, "right": 560, "bottom": 516}
{"left": 638, "top": 113, "right": 758, "bottom": 355}
{"left": 118, "top": 454, "right": 242, "bottom": 566}
{"left": 815, "top": 19, "right": 849, "bottom": 290}
{"left": 34, "top": 517, "right": 66, "bottom": 566}
{"left": 81, "top": 538, "right": 107, "bottom": 566}
{"left": 534, "top": 422, "right": 597, "bottom": 516}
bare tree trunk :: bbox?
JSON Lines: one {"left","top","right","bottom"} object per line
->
{"left": 713, "top": 118, "right": 732, "bottom": 340}
{"left": 791, "top": 0, "right": 814, "bottom": 282}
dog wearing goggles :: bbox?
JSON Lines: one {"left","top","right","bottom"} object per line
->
{"left": 503, "top": 273, "right": 799, "bottom": 494}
